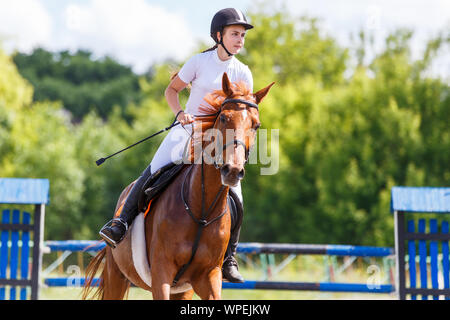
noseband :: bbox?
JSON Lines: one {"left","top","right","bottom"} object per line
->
{"left": 203, "top": 98, "right": 259, "bottom": 169}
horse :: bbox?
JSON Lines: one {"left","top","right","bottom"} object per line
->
{"left": 82, "top": 72, "right": 274, "bottom": 300}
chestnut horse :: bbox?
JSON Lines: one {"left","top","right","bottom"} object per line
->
{"left": 82, "top": 73, "right": 274, "bottom": 300}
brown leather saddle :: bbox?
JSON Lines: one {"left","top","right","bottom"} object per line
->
{"left": 137, "top": 162, "right": 186, "bottom": 213}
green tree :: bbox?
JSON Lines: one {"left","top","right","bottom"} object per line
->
{"left": 13, "top": 48, "right": 143, "bottom": 121}
{"left": 0, "top": 47, "right": 86, "bottom": 238}
{"left": 236, "top": 9, "right": 449, "bottom": 246}
{"left": 1, "top": 7, "right": 449, "bottom": 246}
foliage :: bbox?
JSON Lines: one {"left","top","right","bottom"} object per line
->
{"left": 1, "top": 8, "right": 449, "bottom": 245}
{"left": 13, "top": 48, "right": 143, "bottom": 121}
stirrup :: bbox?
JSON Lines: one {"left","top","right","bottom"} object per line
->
{"left": 99, "top": 218, "right": 128, "bottom": 249}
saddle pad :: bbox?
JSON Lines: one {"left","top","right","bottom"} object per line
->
{"left": 131, "top": 212, "right": 192, "bottom": 294}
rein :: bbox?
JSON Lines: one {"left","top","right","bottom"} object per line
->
{"left": 172, "top": 97, "right": 258, "bottom": 286}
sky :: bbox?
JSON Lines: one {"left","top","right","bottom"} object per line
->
{"left": 0, "top": 0, "right": 449, "bottom": 76}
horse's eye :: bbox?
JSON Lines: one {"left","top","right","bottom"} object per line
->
{"left": 220, "top": 114, "right": 227, "bottom": 123}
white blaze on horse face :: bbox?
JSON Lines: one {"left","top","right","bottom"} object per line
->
{"left": 224, "top": 128, "right": 246, "bottom": 167}
{"left": 241, "top": 109, "right": 248, "bottom": 121}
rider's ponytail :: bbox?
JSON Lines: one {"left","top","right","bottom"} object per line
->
{"left": 201, "top": 44, "right": 218, "bottom": 53}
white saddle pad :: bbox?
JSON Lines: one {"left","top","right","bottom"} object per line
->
{"left": 131, "top": 212, "right": 192, "bottom": 294}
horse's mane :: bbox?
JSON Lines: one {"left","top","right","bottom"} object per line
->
{"left": 186, "top": 81, "right": 254, "bottom": 163}
{"left": 199, "top": 81, "right": 252, "bottom": 114}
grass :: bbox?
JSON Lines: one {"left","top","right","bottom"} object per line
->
{"left": 40, "top": 287, "right": 395, "bottom": 300}
{"left": 39, "top": 254, "right": 396, "bottom": 300}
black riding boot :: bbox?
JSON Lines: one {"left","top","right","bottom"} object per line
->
{"left": 99, "top": 164, "right": 152, "bottom": 248}
{"left": 222, "top": 190, "right": 244, "bottom": 283}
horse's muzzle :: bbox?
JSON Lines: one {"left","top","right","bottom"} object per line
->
{"left": 220, "top": 164, "right": 245, "bottom": 187}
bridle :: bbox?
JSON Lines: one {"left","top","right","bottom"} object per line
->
{"left": 172, "top": 97, "right": 259, "bottom": 286}
{"left": 202, "top": 98, "right": 259, "bottom": 169}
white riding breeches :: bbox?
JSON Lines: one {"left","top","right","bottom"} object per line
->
{"left": 149, "top": 123, "right": 193, "bottom": 174}
{"left": 149, "top": 123, "right": 243, "bottom": 205}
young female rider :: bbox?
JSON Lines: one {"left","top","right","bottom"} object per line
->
{"left": 100, "top": 8, "right": 254, "bottom": 283}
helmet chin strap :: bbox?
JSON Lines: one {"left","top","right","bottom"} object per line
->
{"left": 218, "top": 31, "right": 234, "bottom": 57}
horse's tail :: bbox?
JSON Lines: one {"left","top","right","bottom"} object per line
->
{"left": 82, "top": 245, "right": 131, "bottom": 300}
{"left": 81, "top": 246, "right": 107, "bottom": 300}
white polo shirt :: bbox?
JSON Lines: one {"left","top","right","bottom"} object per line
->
{"left": 178, "top": 48, "right": 253, "bottom": 115}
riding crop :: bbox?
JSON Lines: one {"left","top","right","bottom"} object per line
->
{"left": 95, "top": 116, "right": 181, "bottom": 166}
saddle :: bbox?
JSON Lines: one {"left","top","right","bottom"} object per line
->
{"left": 137, "top": 162, "right": 186, "bottom": 213}
{"left": 136, "top": 162, "right": 241, "bottom": 230}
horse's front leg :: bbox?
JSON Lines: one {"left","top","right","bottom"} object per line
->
{"left": 150, "top": 251, "right": 176, "bottom": 300}
{"left": 170, "top": 289, "right": 195, "bottom": 300}
{"left": 192, "top": 266, "right": 223, "bottom": 300}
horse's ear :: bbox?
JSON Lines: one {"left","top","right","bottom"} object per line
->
{"left": 253, "top": 82, "right": 275, "bottom": 104}
{"left": 222, "top": 72, "right": 233, "bottom": 97}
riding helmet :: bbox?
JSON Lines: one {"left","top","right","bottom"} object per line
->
{"left": 210, "top": 8, "right": 254, "bottom": 43}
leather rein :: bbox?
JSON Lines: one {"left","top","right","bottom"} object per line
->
{"left": 172, "top": 98, "right": 259, "bottom": 286}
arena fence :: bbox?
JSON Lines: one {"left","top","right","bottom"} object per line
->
{"left": 391, "top": 187, "right": 450, "bottom": 300}
{"left": 0, "top": 178, "right": 49, "bottom": 300}
{"left": 43, "top": 240, "right": 395, "bottom": 294}
{"left": 2, "top": 179, "right": 449, "bottom": 300}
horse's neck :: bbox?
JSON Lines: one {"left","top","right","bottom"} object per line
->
{"left": 187, "top": 163, "right": 229, "bottom": 218}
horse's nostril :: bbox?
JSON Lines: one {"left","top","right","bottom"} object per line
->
{"left": 221, "top": 164, "right": 231, "bottom": 176}
{"left": 238, "top": 168, "right": 245, "bottom": 179}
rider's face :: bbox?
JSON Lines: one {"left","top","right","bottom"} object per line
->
{"left": 217, "top": 25, "right": 246, "bottom": 55}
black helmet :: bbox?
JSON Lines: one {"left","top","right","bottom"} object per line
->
{"left": 210, "top": 8, "right": 253, "bottom": 43}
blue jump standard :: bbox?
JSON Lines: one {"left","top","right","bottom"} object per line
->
{"left": 0, "top": 178, "right": 50, "bottom": 205}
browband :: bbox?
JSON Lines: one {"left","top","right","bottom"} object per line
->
{"left": 221, "top": 98, "right": 259, "bottom": 110}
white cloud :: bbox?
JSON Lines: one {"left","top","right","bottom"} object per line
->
{"left": 282, "top": 0, "right": 449, "bottom": 31}
{"left": 0, "top": 0, "right": 196, "bottom": 74}
{"left": 281, "top": 0, "right": 450, "bottom": 79}
{"left": 280, "top": 0, "right": 449, "bottom": 47}
{"left": 0, "top": 0, "right": 52, "bottom": 53}
{"left": 52, "top": 0, "right": 196, "bottom": 73}
{"left": 0, "top": 0, "right": 448, "bottom": 77}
